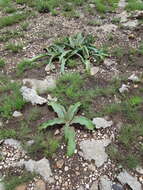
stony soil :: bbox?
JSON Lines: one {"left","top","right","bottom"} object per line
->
{"left": 0, "top": 0, "right": 143, "bottom": 190}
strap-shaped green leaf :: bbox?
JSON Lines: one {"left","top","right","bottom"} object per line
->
{"left": 67, "top": 102, "right": 81, "bottom": 121}
{"left": 59, "top": 50, "right": 72, "bottom": 73}
{"left": 48, "top": 102, "right": 66, "bottom": 118}
{"left": 84, "top": 59, "right": 91, "bottom": 72}
{"left": 40, "top": 118, "right": 65, "bottom": 130}
{"left": 64, "top": 126, "right": 76, "bottom": 156}
{"left": 67, "top": 136, "right": 76, "bottom": 156}
{"left": 71, "top": 116, "right": 94, "bottom": 130}
{"left": 82, "top": 46, "right": 90, "bottom": 59}
{"left": 30, "top": 53, "right": 48, "bottom": 62}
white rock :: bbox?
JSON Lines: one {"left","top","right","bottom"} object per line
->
{"left": 45, "top": 64, "right": 55, "bottom": 72}
{"left": 26, "top": 140, "right": 35, "bottom": 146}
{"left": 122, "top": 20, "right": 138, "bottom": 29}
{"left": 117, "top": 170, "right": 142, "bottom": 190}
{"left": 136, "top": 167, "right": 143, "bottom": 174}
{"left": 4, "top": 139, "right": 21, "bottom": 149}
{"left": 119, "top": 84, "right": 129, "bottom": 93}
{"left": 0, "top": 183, "right": 5, "bottom": 190}
{"left": 131, "top": 10, "right": 143, "bottom": 19}
{"left": 118, "top": 0, "right": 127, "bottom": 8}
{"left": 77, "top": 186, "right": 84, "bottom": 190}
{"left": 117, "top": 11, "right": 128, "bottom": 23}
{"left": 54, "top": 129, "right": 60, "bottom": 135}
{"left": 64, "top": 166, "right": 69, "bottom": 171}
{"left": 79, "top": 139, "right": 111, "bottom": 167}
{"left": 12, "top": 111, "right": 23, "bottom": 117}
{"left": 85, "top": 184, "right": 89, "bottom": 189}
{"left": 47, "top": 94, "right": 57, "bottom": 102}
{"left": 89, "top": 4, "right": 95, "bottom": 8}
{"left": 128, "top": 74, "right": 140, "bottom": 82}
{"left": 99, "top": 175, "right": 112, "bottom": 190}
{"left": 90, "top": 181, "right": 98, "bottom": 190}
{"left": 20, "top": 86, "right": 47, "bottom": 105}
{"left": 92, "top": 117, "right": 113, "bottom": 129}
{"left": 90, "top": 67, "right": 99, "bottom": 76}
{"left": 112, "top": 184, "right": 123, "bottom": 190}
{"left": 0, "top": 121, "right": 3, "bottom": 127}
{"left": 18, "top": 158, "right": 54, "bottom": 183}
{"left": 23, "top": 77, "right": 56, "bottom": 94}
{"left": 103, "top": 59, "right": 116, "bottom": 67}
{"left": 98, "top": 24, "right": 117, "bottom": 33}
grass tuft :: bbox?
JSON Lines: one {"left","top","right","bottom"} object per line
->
{"left": 5, "top": 42, "right": 23, "bottom": 53}
{"left": 0, "top": 58, "right": 6, "bottom": 68}
{"left": 0, "top": 75, "right": 26, "bottom": 118}
{"left": 0, "top": 12, "right": 30, "bottom": 29}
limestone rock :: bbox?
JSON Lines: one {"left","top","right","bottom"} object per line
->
{"left": 131, "top": 10, "right": 143, "bottom": 19}
{"left": 15, "top": 184, "right": 26, "bottom": 190}
{"left": 23, "top": 77, "right": 56, "bottom": 94}
{"left": 117, "top": 170, "right": 142, "bottom": 190}
{"left": 99, "top": 175, "right": 112, "bottom": 190}
{"left": 112, "top": 184, "right": 123, "bottom": 190}
{"left": 0, "top": 183, "right": 5, "bottom": 190}
{"left": 118, "top": 0, "right": 127, "bottom": 8}
{"left": 20, "top": 86, "right": 47, "bottom": 105}
{"left": 89, "top": 4, "right": 95, "bottom": 8}
{"left": 77, "top": 186, "right": 84, "bottom": 190}
{"left": 136, "top": 166, "right": 143, "bottom": 174}
{"left": 4, "top": 139, "right": 21, "bottom": 149}
{"left": 117, "top": 11, "right": 128, "bottom": 23}
{"left": 56, "top": 159, "right": 64, "bottom": 169}
{"left": 79, "top": 139, "right": 111, "bottom": 167}
{"left": 12, "top": 111, "right": 23, "bottom": 117}
{"left": 47, "top": 94, "right": 57, "bottom": 102}
{"left": 98, "top": 24, "right": 117, "bottom": 33}
{"left": 128, "top": 74, "right": 140, "bottom": 82}
{"left": 92, "top": 117, "right": 113, "bottom": 129}
{"left": 0, "top": 121, "right": 3, "bottom": 127}
{"left": 119, "top": 84, "right": 129, "bottom": 93}
{"left": 90, "top": 67, "right": 99, "bottom": 76}
{"left": 45, "top": 64, "right": 55, "bottom": 72}
{"left": 26, "top": 140, "right": 35, "bottom": 146}
{"left": 103, "top": 59, "right": 116, "bottom": 67}
{"left": 34, "top": 180, "right": 46, "bottom": 190}
{"left": 18, "top": 158, "right": 54, "bottom": 183}
{"left": 90, "top": 181, "right": 98, "bottom": 190}
{"left": 122, "top": 20, "right": 138, "bottom": 29}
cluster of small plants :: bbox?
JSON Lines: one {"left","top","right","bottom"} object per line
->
{"left": 16, "top": 33, "right": 107, "bottom": 74}
{"left": 40, "top": 102, "right": 94, "bottom": 156}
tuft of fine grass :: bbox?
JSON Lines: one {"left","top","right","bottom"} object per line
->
{"left": 52, "top": 72, "right": 117, "bottom": 118}
{"left": 27, "top": 107, "right": 41, "bottom": 122}
{"left": 138, "top": 42, "right": 143, "bottom": 55}
{"left": 126, "top": 0, "right": 143, "bottom": 11}
{"left": 107, "top": 144, "right": 140, "bottom": 169}
{"left": 0, "top": 75, "right": 26, "bottom": 118}
{"left": 0, "top": 129, "right": 17, "bottom": 140}
{"left": 25, "top": 133, "right": 60, "bottom": 158}
{"left": 0, "top": 12, "right": 30, "bottom": 29}
{"left": 0, "top": 30, "right": 24, "bottom": 42}
{"left": 3, "top": 172, "right": 35, "bottom": 190}
{"left": 5, "top": 42, "right": 23, "bottom": 53}
{"left": 93, "top": 0, "right": 119, "bottom": 13}
{"left": 0, "top": 58, "right": 6, "bottom": 68}
{"left": 16, "top": 59, "right": 35, "bottom": 75}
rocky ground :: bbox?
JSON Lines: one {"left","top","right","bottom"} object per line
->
{"left": 0, "top": 0, "right": 143, "bottom": 190}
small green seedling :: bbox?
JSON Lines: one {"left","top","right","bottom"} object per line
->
{"left": 40, "top": 102, "right": 95, "bottom": 156}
